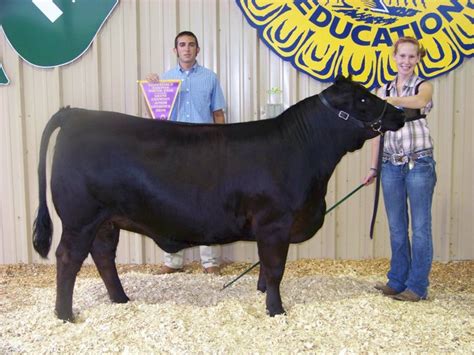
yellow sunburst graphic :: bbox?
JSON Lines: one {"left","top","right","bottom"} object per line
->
{"left": 236, "top": 0, "right": 473, "bottom": 88}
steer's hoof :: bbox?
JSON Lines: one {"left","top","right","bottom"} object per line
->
{"left": 267, "top": 307, "right": 286, "bottom": 317}
{"left": 55, "top": 309, "right": 74, "bottom": 323}
{"left": 111, "top": 294, "right": 130, "bottom": 304}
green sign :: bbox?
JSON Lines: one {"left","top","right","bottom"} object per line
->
{"left": 0, "top": 0, "right": 118, "bottom": 68}
{"left": 0, "top": 64, "right": 9, "bottom": 85}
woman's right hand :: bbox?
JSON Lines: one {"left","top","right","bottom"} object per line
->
{"left": 145, "top": 73, "right": 160, "bottom": 83}
{"left": 363, "top": 168, "right": 378, "bottom": 186}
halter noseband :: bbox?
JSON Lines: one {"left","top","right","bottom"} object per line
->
{"left": 318, "top": 93, "right": 387, "bottom": 134}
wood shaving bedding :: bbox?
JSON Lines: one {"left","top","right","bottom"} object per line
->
{"left": 0, "top": 259, "right": 472, "bottom": 353}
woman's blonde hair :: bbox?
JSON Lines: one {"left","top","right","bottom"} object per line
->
{"left": 393, "top": 36, "right": 426, "bottom": 58}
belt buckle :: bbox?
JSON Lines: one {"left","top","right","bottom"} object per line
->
{"left": 391, "top": 153, "right": 405, "bottom": 165}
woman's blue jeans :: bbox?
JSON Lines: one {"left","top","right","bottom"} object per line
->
{"left": 381, "top": 156, "right": 437, "bottom": 298}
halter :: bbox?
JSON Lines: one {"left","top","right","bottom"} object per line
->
{"left": 318, "top": 92, "right": 387, "bottom": 134}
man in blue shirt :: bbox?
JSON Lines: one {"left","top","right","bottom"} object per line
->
{"left": 146, "top": 31, "right": 225, "bottom": 275}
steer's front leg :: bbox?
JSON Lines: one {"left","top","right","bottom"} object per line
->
{"left": 256, "top": 233, "right": 290, "bottom": 316}
{"left": 257, "top": 264, "right": 267, "bottom": 293}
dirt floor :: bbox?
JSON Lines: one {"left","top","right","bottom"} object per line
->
{"left": 1, "top": 259, "right": 473, "bottom": 353}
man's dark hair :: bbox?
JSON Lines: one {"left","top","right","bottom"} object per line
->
{"left": 174, "top": 31, "right": 199, "bottom": 49}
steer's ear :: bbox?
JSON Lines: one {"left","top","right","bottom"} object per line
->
{"left": 335, "top": 74, "right": 345, "bottom": 83}
{"left": 335, "top": 74, "right": 351, "bottom": 83}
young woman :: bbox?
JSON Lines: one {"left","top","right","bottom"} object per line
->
{"left": 363, "top": 37, "right": 436, "bottom": 301}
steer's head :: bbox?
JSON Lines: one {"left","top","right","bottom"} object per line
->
{"left": 327, "top": 76, "right": 405, "bottom": 136}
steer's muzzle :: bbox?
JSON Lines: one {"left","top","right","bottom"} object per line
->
{"left": 381, "top": 106, "right": 405, "bottom": 133}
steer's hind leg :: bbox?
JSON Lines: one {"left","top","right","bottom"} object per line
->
{"left": 256, "top": 232, "right": 290, "bottom": 317}
{"left": 90, "top": 222, "right": 129, "bottom": 304}
{"left": 55, "top": 230, "right": 92, "bottom": 321}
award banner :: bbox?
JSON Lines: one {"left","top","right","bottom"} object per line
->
{"left": 138, "top": 80, "right": 181, "bottom": 120}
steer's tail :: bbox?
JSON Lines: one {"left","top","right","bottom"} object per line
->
{"left": 33, "top": 107, "right": 69, "bottom": 258}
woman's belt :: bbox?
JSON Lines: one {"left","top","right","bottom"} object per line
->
{"left": 383, "top": 149, "right": 433, "bottom": 166}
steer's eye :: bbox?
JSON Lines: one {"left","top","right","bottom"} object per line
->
{"left": 360, "top": 98, "right": 366, "bottom": 103}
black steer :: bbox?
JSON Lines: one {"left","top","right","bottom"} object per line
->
{"left": 33, "top": 76, "right": 405, "bottom": 321}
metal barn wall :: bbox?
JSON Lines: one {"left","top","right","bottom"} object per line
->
{"left": 0, "top": 0, "right": 472, "bottom": 265}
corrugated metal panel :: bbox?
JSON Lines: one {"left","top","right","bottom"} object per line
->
{"left": 0, "top": 0, "right": 472, "bottom": 265}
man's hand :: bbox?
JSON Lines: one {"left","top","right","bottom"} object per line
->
{"left": 145, "top": 73, "right": 160, "bottom": 83}
{"left": 213, "top": 109, "right": 225, "bottom": 124}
